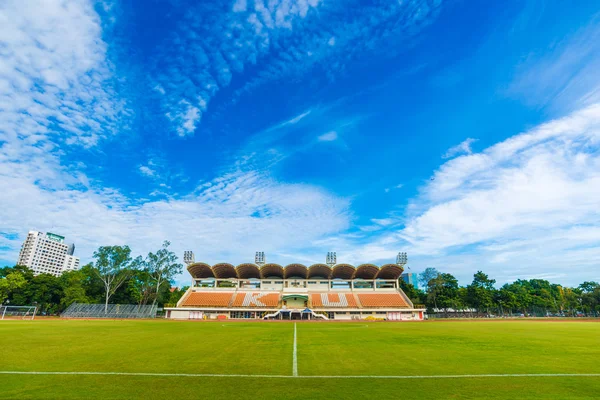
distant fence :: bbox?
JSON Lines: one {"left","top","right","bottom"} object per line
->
{"left": 61, "top": 303, "right": 158, "bottom": 319}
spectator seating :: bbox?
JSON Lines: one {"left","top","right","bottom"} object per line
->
{"left": 181, "top": 291, "right": 409, "bottom": 308}
{"left": 311, "top": 293, "right": 358, "bottom": 308}
{"left": 232, "top": 292, "right": 280, "bottom": 307}
{"left": 356, "top": 293, "right": 410, "bottom": 308}
{"left": 182, "top": 292, "right": 234, "bottom": 307}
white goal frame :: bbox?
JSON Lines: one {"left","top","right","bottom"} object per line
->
{"left": 0, "top": 305, "right": 38, "bottom": 320}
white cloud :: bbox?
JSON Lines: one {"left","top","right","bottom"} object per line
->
{"left": 138, "top": 165, "right": 156, "bottom": 178}
{"left": 385, "top": 184, "right": 404, "bottom": 193}
{"left": 0, "top": 0, "right": 125, "bottom": 149}
{"left": 151, "top": 0, "right": 442, "bottom": 136}
{"left": 396, "top": 104, "right": 600, "bottom": 283}
{"left": 0, "top": 167, "right": 350, "bottom": 278}
{"left": 318, "top": 131, "right": 338, "bottom": 142}
{"left": 165, "top": 100, "right": 201, "bottom": 137}
{"left": 288, "top": 104, "right": 600, "bottom": 285}
{"left": 287, "top": 110, "right": 312, "bottom": 125}
{"left": 232, "top": 0, "right": 247, "bottom": 13}
{"left": 371, "top": 218, "right": 394, "bottom": 226}
{"left": 0, "top": 0, "right": 350, "bottom": 283}
{"left": 443, "top": 138, "right": 477, "bottom": 159}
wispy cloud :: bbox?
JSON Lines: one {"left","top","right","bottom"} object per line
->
{"left": 397, "top": 104, "right": 600, "bottom": 282}
{"left": 443, "top": 138, "right": 477, "bottom": 159}
{"left": 371, "top": 218, "right": 394, "bottom": 227}
{"left": 507, "top": 14, "right": 600, "bottom": 112}
{"left": 318, "top": 131, "right": 338, "bottom": 142}
{"left": 148, "top": 0, "right": 443, "bottom": 136}
{"left": 0, "top": 0, "right": 126, "bottom": 150}
{"left": 165, "top": 100, "right": 202, "bottom": 137}
{"left": 287, "top": 110, "right": 312, "bottom": 125}
{"left": 0, "top": 165, "right": 350, "bottom": 274}
{"left": 138, "top": 165, "right": 156, "bottom": 178}
{"left": 384, "top": 184, "right": 404, "bottom": 193}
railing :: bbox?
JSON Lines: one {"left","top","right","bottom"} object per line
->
{"left": 397, "top": 288, "right": 414, "bottom": 308}
{"left": 61, "top": 303, "right": 157, "bottom": 319}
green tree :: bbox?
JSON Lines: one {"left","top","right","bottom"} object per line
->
{"left": 141, "top": 241, "right": 183, "bottom": 306}
{"left": 0, "top": 265, "right": 34, "bottom": 280}
{"left": 398, "top": 280, "right": 426, "bottom": 305}
{"left": 496, "top": 286, "right": 518, "bottom": 316}
{"left": 581, "top": 286, "right": 600, "bottom": 316}
{"left": 26, "top": 273, "right": 63, "bottom": 314}
{"left": 426, "top": 273, "right": 459, "bottom": 313}
{"left": 0, "top": 266, "right": 34, "bottom": 306}
{"left": 79, "top": 263, "right": 105, "bottom": 303}
{"left": 0, "top": 271, "right": 27, "bottom": 304}
{"left": 578, "top": 281, "right": 599, "bottom": 293}
{"left": 127, "top": 268, "right": 155, "bottom": 307}
{"left": 163, "top": 286, "right": 189, "bottom": 307}
{"left": 419, "top": 267, "right": 439, "bottom": 290}
{"left": 92, "top": 245, "right": 134, "bottom": 313}
{"left": 466, "top": 271, "right": 496, "bottom": 315}
{"left": 59, "top": 270, "right": 89, "bottom": 310}
{"left": 562, "top": 287, "right": 580, "bottom": 316}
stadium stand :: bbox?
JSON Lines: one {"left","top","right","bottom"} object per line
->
{"left": 311, "top": 293, "right": 358, "bottom": 308}
{"left": 182, "top": 292, "right": 234, "bottom": 307}
{"left": 166, "top": 256, "right": 425, "bottom": 321}
{"left": 232, "top": 292, "right": 280, "bottom": 307}
{"left": 356, "top": 293, "right": 410, "bottom": 308}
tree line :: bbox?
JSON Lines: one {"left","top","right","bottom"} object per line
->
{"left": 3, "top": 249, "right": 600, "bottom": 317}
{"left": 399, "top": 268, "right": 600, "bottom": 317}
{"left": 0, "top": 241, "right": 187, "bottom": 315}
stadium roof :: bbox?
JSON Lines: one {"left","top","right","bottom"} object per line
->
{"left": 187, "top": 262, "right": 404, "bottom": 280}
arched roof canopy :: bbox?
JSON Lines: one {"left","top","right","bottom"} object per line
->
{"left": 212, "top": 263, "right": 237, "bottom": 279}
{"left": 284, "top": 264, "right": 308, "bottom": 279}
{"left": 236, "top": 263, "right": 261, "bottom": 279}
{"left": 332, "top": 264, "right": 355, "bottom": 280}
{"left": 376, "top": 264, "right": 404, "bottom": 280}
{"left": 354, "top": 264, "right": 379, "bottom": 280}
{"left": 308, "top": 263, "right": 332, "bottom": 279}
{"left": 187, "top": 262, "right": 214, "bottom": 279}
{"left": 260, "top": 263, "right": 284, "bottom": 279}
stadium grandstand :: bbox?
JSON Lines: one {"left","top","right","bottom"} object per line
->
{"left": 166, "top": 252, "right": 425, "bottom": 321}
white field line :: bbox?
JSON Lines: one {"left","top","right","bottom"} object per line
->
{"left": 1, "top": 371, "right": 599, "bottom": 379}
{"left": 292, "top": 323, "right": 298, "bottom": 377}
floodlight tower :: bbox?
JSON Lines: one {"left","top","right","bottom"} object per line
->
{"left": 326, "top": 251, "right": 337, "bottom": 267}
{"left": 183, "top": 251, "right": 195, "bottom": 265}
{"left": 255, "top": 251, "right": 266, "bottom": 266}
{"left": 396, "top": 252, "right": 408, "bottom": 266}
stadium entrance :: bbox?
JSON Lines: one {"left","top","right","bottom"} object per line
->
{"left": 282, "top": 294, "right": 308, "bottom": 309}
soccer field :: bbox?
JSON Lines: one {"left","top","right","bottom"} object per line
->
{"left": 1, "top": 320, "right": 599, "bottom": 399}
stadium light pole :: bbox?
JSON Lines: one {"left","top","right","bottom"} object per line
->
{"left": 183, "top": 251, "right": 195, "bottom": 265}
{"left": 255, "top": 251, "right": 265, "bottom": 266}
{"left": 326, "top": 252, "right": 336, "bottom": 267}
{"left": 396, "top": 252, "right": 407, "bottom": 265}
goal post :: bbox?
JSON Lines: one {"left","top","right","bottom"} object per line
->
{"left": 0, "top": 305, "right": 38, "bottom": 320}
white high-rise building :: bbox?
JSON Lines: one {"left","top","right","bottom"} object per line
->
{"left": 17, "top": 231, "right": 80, "bottom": 276}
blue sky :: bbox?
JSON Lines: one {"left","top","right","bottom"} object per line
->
{"left": 1, "top": 0, "right": 600, "bottom": 286}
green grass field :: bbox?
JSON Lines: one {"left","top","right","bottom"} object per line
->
{"left": 1, "top": 319, "right": 599, "bottom": 399}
